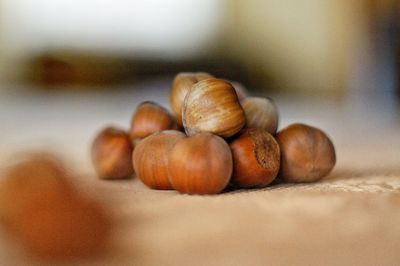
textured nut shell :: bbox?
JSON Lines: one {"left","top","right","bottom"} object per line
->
{"left": 230, "top": 81, "right": 249, "bottom": 101}
{"left": 276, "top": 123, "right": 336, "bottom": 182}
{"left": 133, "top": 130, "right": 186, "bottom": 190}
{"left": 230, "top": 128, "right": 280, "bottom": 188}
{"left": 183, "top": 79, "right": 246, "bottom": 138}
{"left": 130, "top": 101, "right": 177, "bottom": 140}
{"left": 168, "top": 133, "right": 232, "bottom": 195}
{"left": 241, "top": 97, "right": 279, "bottom": 134}
{"left": 91, "top": 127, "right": 134, "bottom": 179}
{"left": 170, "top": 72, "right": 213, "bottom": 126}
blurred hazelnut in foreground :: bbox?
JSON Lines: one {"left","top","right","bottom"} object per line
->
{"left": 0, "top": 155, "right": 111, "bottom": 260}
{"left": 91, "top": 127, "right": 134, "bottom": 179}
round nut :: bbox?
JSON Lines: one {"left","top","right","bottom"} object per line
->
{"left": 276, "top": 123, "right": 336, "bottom": 182}
{"left": 170, "top": 72, "right": 213, "bottom": 126}
{"left": 130, "top": 101, "right": 177, "bottom": 141}
{"left": 91, "top": 127, "right": 134, "bottom": 179}
{"left": 168, "top": 133, "right": 232, "bottom": 195}
{"left": 133, "top": 130, "right": 186, "bottom": 190}
{"left": 241, "top": 97, "right": 279, "bottom": 135}
{"left": 230, "top": 128, "right": 280, "bottom": 188}
{"left": 183, "top": 78, "right": 245, "bottom": 138}
{"left": 230, "top": 81, "right": 249, "bottom": 101}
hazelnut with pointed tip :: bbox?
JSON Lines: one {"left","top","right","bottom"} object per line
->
{"left": 183, "top": 78, "right": 246, "bottom": 138}
{"left": 170, "top": 72, "right": 213, "bottom": 126}
{"left": 241, "top": 97, "right": 279, "bottom": 135}
{"left": 230, "top": 81, "right": 249, "bottom": 101}
{"left": 130, "top": 101, "right": 177, "bottom": 141}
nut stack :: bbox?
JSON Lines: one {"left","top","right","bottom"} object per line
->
{"left": 91, "top": 72, "right": 336, "bottom": 195}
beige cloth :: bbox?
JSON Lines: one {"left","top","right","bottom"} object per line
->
{"left": 2, "top": 138, "right": 400, "bottom": 266}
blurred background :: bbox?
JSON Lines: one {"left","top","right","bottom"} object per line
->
{"left": 0, "top": 0, "right": 399, "bottom": 167}
{"left": 0, "top": 0, "right": 399, "bottom": 93}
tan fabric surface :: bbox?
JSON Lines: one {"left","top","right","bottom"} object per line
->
{"left": 0, "top": 84, "right": 399, "bottom": 265}
{"left": 1, "top": 135, "right": 399, "bottom": 266}
{"left": 8, "top": 178, "right": 400, "bottom": 266}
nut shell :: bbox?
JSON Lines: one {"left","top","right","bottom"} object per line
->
{"left": 168, "top": 133, "right": 232, "bottom": 195}
{"left": 130, "top": 101, "right": 177, "bottom": 141}
{"left": 183, "top": 79, "right": 246, "bottom": 138}
{"left": 170, "top": 72, "right": 213, "bottom": 126}
{"left": 276, "top": 123, "right": 336, "bottom": 182}
{"left": 91, "top": 127, "right": 134, "bottom": 179}
{"left": 230, "top": 81, "right": 249, "bottom": 101}
{"left": 133, "top": 130, "right": 186, "bottom": 190}
{"left": 230, "top": 128, "right": 280, "bottom": 188}
{"left": 241, "top": 97, "right": 279, "bottom": 134}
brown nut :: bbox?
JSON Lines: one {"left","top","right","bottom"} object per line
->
{"left": 230, "top": 81, "right": 249, "bottom": 101}
{"left": 241, "top": 97, "right": 279, "bottom": 135}
{"left": 91, "top": 127, "right": 134, "bottom": 179}
{"left": 0, "top": 156, "right": 111, "bottom": 260}
{"left": 182, "top": 78, "right": 246, "bottom": 138}
{"left": 230, "top": 128, "right": 280, "bottom": 188}
{"left": 170, "top": 72, "right": 213, "bottom": 127}
{"left": 168, "top": 133, "right": 232, "bottom": 195}
{"left": 276, "top": 123, "right": 336, "bottom": 182}
{"left": 133, "top": 130, "right": 186, "bottom": 190}
{"left": 130, "top": 101, "right": 177, "bottom": 141}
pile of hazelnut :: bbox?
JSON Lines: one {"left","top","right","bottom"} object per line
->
{"left": 91, "top": 72, "right": 336, "bottom": 195}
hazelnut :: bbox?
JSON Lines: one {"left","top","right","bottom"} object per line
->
{"left": 230, "top": 81, "right": 249, "bottom": 101}
{"left": 91, "top": 127, "right": 134, "bottom": 179}
{"left": 0, "top": 156, "right": 111, "bottom": 260}
{"left": 183, "top": 78, "right": 246, "bottom": 138}
{"left": 168, "top": 133, "right": 232, "bottom": 195}
{"left": 241, "top": 97, "right": 279, "bottom": 135}
{"left": 130, "top": 101, "right": 177, "bottom": 141}
{"left": 133, "top": 130, "right": 186, "bottom": 190}
{"left": 230, "top": 128, "right": 280, "bottom": 188}
{"left": 170, "top": 72, "right": 213, "bottom": 126}
{"left": 276, "top": 123, "right": 336, "bottom": 182}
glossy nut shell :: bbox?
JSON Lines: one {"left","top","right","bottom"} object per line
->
{"left": 276, "top": 123, "right": 336, "bottom": 182}
{"left": 183, "top": 79, "right": 245, "bottom": 138}
{"left": 168, "top": 133, "right": 232, "bottom": 195}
